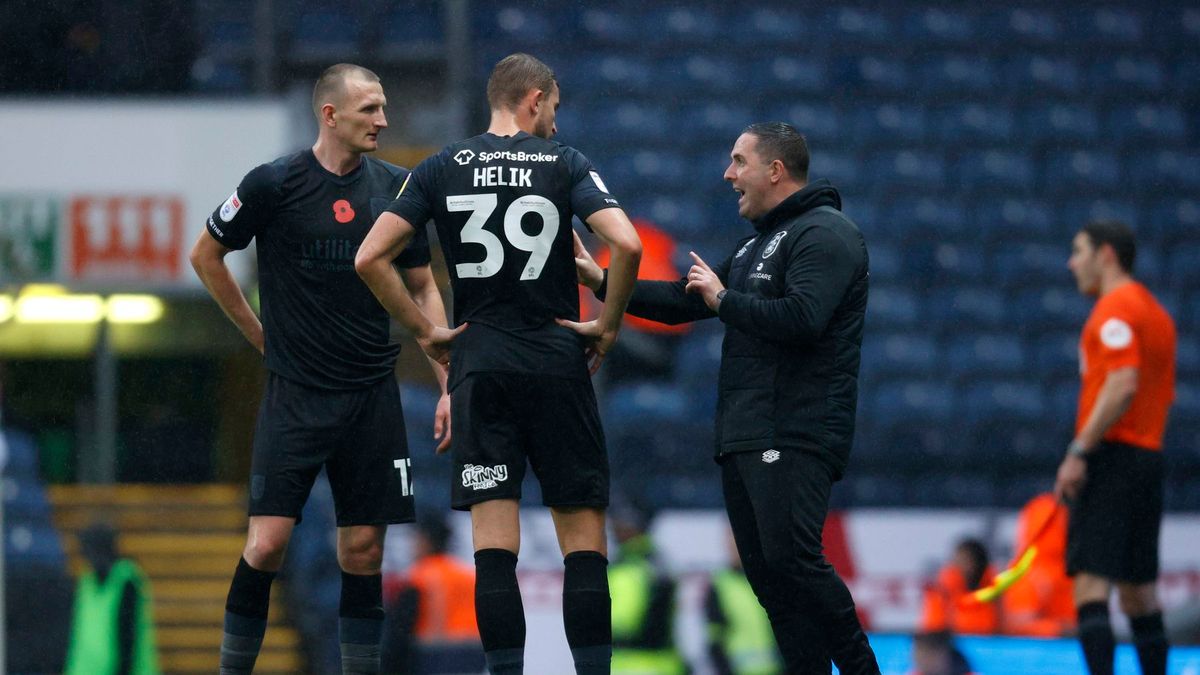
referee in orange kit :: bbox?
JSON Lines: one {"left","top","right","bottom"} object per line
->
{"left": 1056, "top": 220, "right": 1176, "bottom": 675}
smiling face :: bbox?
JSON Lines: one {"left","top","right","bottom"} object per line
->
{"left": 330, "top": 76, "right": 388, "bottom": 153}
{"left": 723, "top": 132, "right": 776, "bottom": 221}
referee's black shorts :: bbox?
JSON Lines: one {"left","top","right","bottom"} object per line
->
{"left": 448, "top": 371, "right": 608, "bottom": 511}
{"left": 1067, "top": 441, "right": 1164, "bottom": 584}
{"left": 248, "top": 372, "right": 415, "bottom": 527}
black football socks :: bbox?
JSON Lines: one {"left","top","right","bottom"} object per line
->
{"left": 1130, "top": 611, "right": 1169, "bottom": 675}
{"left": 475, "top": 548, "right": 526, "bottom": 674}
{"left": 339, "top": 571, "right": 384, "bottom": 674}
{"left": 221, "top": 557, "right": 275, "bottom": 675}
{"left": 1078, "top": 601, "right": 1115, "bottom": 675}
{"left": 562, "top": 550, "right": 612, "bottom": 675}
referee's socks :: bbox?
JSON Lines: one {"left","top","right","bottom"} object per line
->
{"left": 1131, "top": 611, "right": 1168, "bottom": 675}
{"left": 1078, "top": 601, "right": 1115, "bottom": 675}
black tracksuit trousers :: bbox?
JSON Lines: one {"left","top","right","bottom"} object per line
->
{"left": 721, "top": 450, "right": 880, "bottom": 675}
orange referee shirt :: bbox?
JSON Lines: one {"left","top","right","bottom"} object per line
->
{"left": 1077, "top": 281, "right": 1176, "bottom": 450}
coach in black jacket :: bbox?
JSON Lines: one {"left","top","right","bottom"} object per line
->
{"left": 573, "top": 122, "right": 879, "bottom": 674}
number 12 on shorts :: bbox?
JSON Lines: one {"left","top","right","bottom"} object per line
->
{"left": 447, "top": 193, "right": 560, "bottom": 280}
{"left": 393, "top": 457, "right": 413, "bottom": 497}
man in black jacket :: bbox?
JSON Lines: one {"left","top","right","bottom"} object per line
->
{"left": 571, "top": 122, "right": 878, "bottom": 674}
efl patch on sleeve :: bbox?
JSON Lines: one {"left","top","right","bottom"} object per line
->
{"left": 219, "top": 189, "right": 243, "bottom": 222}
{"left": 589, "top": 170, "right": 610, "bottom": 194}
{"left": 1099, "top": 317, "right": 1133, "bottom": 349}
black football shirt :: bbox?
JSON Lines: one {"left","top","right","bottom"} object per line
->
{"left": 385, "top": 131, "right": 620, "bottom": 386}
{"left": 207, "top": 149, "right": 430, "bottom": 390}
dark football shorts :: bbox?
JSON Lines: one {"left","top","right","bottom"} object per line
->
{"left": 449, "top": 371, "right": 608, "bottom": 511}
{"left": 1067, "top": 441, "right": 1164, "bottom": 584}
{"left": 248, "top": 372, "right": 415, "bottom": 526}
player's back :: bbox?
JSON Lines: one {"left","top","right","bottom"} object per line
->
{"left": 388, "top": 131, "right": 620, "bottom": 384}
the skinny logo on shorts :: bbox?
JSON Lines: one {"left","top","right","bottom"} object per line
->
{"left": 762, "top": 449, "right": 780, "bottom": 464}
{"left": 462, "top": 463, "right": 509, "bottom": 491}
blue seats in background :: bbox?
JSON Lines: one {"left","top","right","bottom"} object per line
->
{"left": 948, "top": 335, "right": 1027, "bottom": 377}
{"left": 1131, "top": 151, "right": 1200, "bottom": 192}
{"left": 1013, "top": 288, "right": 1091, "bottom": 330}
{"left": 1023, "top": 104, "right": 1100, "bottom": 144}
{"left": 865, "top": 285, "right": 920, "bottom": 327}
{"left": 974, "top": 199, "right": 1056, "bottom": 241}
{"left": 1090, "top": 56, "right": 1166, "bottom": 95}
{"left": 752, "top": 56, "right": 830, "bottom": 94}
{"left": 870, "top": 151, "right": 946, "bottom": 191}
{"left": 855, "top": 105, "right": 928, "bottom": 145}
{"left": 920, "top": 56, "right": 999, "bottom": 95}
{"left": 1007, "top": 55, "right": 1082, "bottom": 94}
{"left": 956, "top": 151, "right": 1035, "bottom": 193}
{"left": 902, "top": 8, "right": 977, "bottom": 44}
{"left": 289, "top": 7, "right": 360, "bottom": 60}
{"left": 994, "top": 243, "right": 1070, "bottom": 288}
{"left": 1108, "top": 105, "right": 1188, "bottom": 144}
{"left": 1043, "top": 151, "right": 1122, "bottom": 192}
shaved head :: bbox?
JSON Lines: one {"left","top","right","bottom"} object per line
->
{"left": 312, "top": 63, "right": 380, "bottom": 118}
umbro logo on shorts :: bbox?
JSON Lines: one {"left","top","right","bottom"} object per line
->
{"left": 762, "top": 449, "right": 781, "bottom": 464}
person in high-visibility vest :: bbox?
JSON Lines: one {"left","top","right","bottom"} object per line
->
{"left": 919, "top": 539, "right": 1000, "bottom": 636}
{"left": 706, "top": 531, "right": 782, "bottom": 675}
{"left": 65, "top": 523, "right": 160, "bottom": 675}
{"left": 608, "top": 501, "right": 686, "bottom": 675}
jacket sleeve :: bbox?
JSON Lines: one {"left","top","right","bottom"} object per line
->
{"left": 595, "top": 252, "right": 733, "bottom": 325}
{"left": 717, "top": 226, "right": 859, "bottom": 343}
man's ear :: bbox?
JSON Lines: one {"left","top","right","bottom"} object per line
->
{"left": 321, "top": 103, "right": 337, "bottom": 128}
{"left": 527, "top": 88, "right": 546, "bottom": 116}
{"left": 769, "top": 159, "right": 786, "bottom": 184}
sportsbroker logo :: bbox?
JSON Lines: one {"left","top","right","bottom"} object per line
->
{"left": 462, "top": 463, "right": 509, "bottom": 491}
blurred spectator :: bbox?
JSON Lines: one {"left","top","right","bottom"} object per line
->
{"left": 382, "top": 514, "right": 482, "bottom": 674}
{"left": 920, "top": 539, "right": 1000, "bottom": 635}
{"left": 580, "top": 219, "right": 691, "bottom": 382}
{"left": 909, "top": 631, "right": 975, "bottom": 675}
{"left": 608, "top": 499, "right": 686, "bottom": 675}
{"left": 64, "top": 523, "right": 160, "bottom": 674}
{"left": 705, "top": 528, "right": 782, "bottom": 675}
{"left": 1003, "top": 493, "right": 1075, "bottom": 637}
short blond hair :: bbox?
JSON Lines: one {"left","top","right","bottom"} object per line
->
{"left": 486, "top": 53, "right": 556, "bottom": 111}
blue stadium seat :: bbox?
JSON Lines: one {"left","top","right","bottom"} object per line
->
{"left": 1079, "top": 7, "right": 1144, "bottom": 45}
{"left": 864, "top": 285, "right": 920, "bottom": 327}
{"left": 732, "top": 7, "right": 811, "bottom": 44}
{"left": 1107, "top": 104, "right": 1188, "bottom": 144}
{"left": 675, "top": 329, "right": 723, "bottom": 381}
{"left": 868, "top": 333, "right": 940, "bottom": 377}
{"left": 809, "top": 151, "right": 862, "bottom": 188}
{"left": 1048, "top": 379, "right": 1080, "bottom": 425}
{"left": 956, "top": 151, "right": 1035, "bottom": 193}
{"left": 288, "top": 8, "right": 360, "bottom": 61}
{"left": 476, "top": 4, "right": 567, "bottom": 45}
{"left": 928, "top": 287, "right": 1009, "bottom": 327}
{"left": 835, "top": 473, "right": 911, "bottom": 507}
{"left": 844, "top": 55, "right": 911, "bottom": 94}
{"left": 666, "top": 55, "right": 740, "bottom": 94}
{"left": 1130, "top": 151, "right": 1200, "bottom": 192}
{"left": 1060, "top": 199, "right": 1141, "bottom": 234}
{"left": 937, "top": 104, "right": 1015, "bottom": 144}
{"left": 994, "top": 243, "right": 1070, "bottom": 288}
{"left": 871, "top": 381, "right": 956, "bottom": 427}
{"left": 1168, "top": 244, "right": 1200, "bottom": 288}
{"left": 974, "top": 199, "right": 1055, "bottom": 241}
{"left": 919, "top": 56, "right": 999, "bottom": 94}
{"left": 948, "top": 335, "right": 1028, "bottom": 377}
{"left": 605, "top": 381, "right": 690, "bottom": 427}
{"left": 1145, "top": 199, "right": 1200, "bottom": 243}
{"left": 579, "top": 101, "right": 671, "bottom": 143}
{"left": 854, "top": 105, "right": 928, "bottom": 145}
{"left": 602, "top": 150, "right": 690, "bottom": 192}
{"left": 577, "top": 7, "right": 642, "bottom": 44}
{"left": 1090, "top": 57, "right": 1166, "bottom": 95}
{"left": 902, "top": 8, "right": 977, "bottom": 44}
{"left": 964, "top": 381, "right": 1046, "bottom": 422}
{"left": 772, "top": 103, "right": 841, "bottom": 144}
{"left": 1022, "top": 103, "right": 1100, "bottom": 143}
{"left": 1006, "top": 55, "right": 1082, "bottom": 94}
{"left": 622, "top": 193, "right": 711, "bottom": 238}
{"left": 654, "top": 6, "right": 723, "bottom": 43}
{"left": 910, "top": 473, "right": 999, "bottom": 507}
{"left": 1043, "top": 151, "right": 1121, "bottom": 192}
{"left": 191, "top": 60, "right": 248, "bottom": 92}
{"left": 1013, "top": 288, "right": 1091, "bottom": 331}
{"left": 929, "top": 242, "right": 986, "bottom": 284}
{"left": 679, "top": 103, "right": 755, "bottom": 144}
{"left": 869, "top": 151, "right": 946, "bottom": 191}
{"left": 883, "top": 197, "right": 968, "bottom": 238}
{"left": 2, "top": 430, "right": 39, "bottom": 478}
{"left": 1177, "top": 339, "right": 1199, "bottom": 378}
{"left": 986, "top": 8, "right": 1062, "bottom": 44}
{"left": 825, "top": 6, "right": 893, "bottom": 43}
{"left": 1174, "top": 57, "right": 1200, "bottom": 94}
{"left": 867, "top": 243, "right": 903, "bottom": 281}
{"left": 574, "top": 55, "right": 655, "bottom": 94}
{"left": 379, "top": 2, "right": 443, "bottom": 46}
{"left": 751, "top": 56, "right": 830, "bottom": 94}
{"left": 3, "top": 523, "right": 66, "bottom": 569}
{"left": 1036, "top": 333, "right": 1081, "bottom": 379}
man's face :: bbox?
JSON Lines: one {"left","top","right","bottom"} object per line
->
{"left": 532, "top": 83, "right": 559, "bottom": 139}
{"left": 332, "top": 77, "right": 388, "bottom": 153}
{"left": 1068, "top": 231, "right": 1102, "bottom": 296}
{"left": 724, "top": 133, "right": 774, "bottom": 221}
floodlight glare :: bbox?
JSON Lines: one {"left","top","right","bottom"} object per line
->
{"left": 106, "top": 295, "right": 165, "bottom": 324}
{"left": 16, "top": 294, "right": 105, "bottom": 323}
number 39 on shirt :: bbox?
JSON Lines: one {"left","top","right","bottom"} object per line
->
{"left": 447, "top": 193, "right": 559, "bottom": 281}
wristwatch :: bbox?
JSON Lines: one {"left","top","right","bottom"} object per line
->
{"left": 1066, "top": 440, "right": 1089, "bottom": 459}
{"left": 715, "top": 289, "right": 727, "bottom": 305}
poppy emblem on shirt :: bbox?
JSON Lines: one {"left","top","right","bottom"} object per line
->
{"left": 762, "top": 231, "right": 788, "bottom": 258}
{"left": 332, "top": 199, "right": 355, "bottom": 223}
